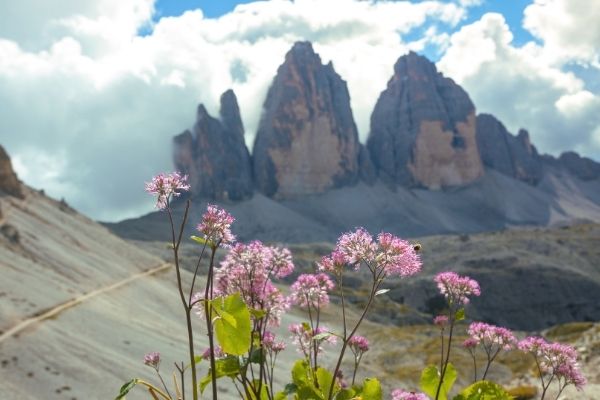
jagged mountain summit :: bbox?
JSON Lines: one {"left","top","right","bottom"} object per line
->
{"left": 367, "top": 51, "right": 484, "bottom": 189}
{"left": 109, "top": 41, "right": 600, "bottom": 243}
{"left": 252, "top": 41, "right": 363, "bottom": 198}
{"left": 173, "top": 89, "right": 253, "bottom": 201}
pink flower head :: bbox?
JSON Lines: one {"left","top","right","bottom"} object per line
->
{"left": 335, "top": 228, "right": 376, "bottom": 265}
{"left": 289, "top": 273, "right": 335, "bottom": 309}
{"left": 391, "top": 389, "right": 429, "bottom": 400}
{"left": 348, "top": 335, "right": 369, "bottom": 354}
{"left": 375, "top": 232, "right": 422, "bottom": 277}
{"left": 434, "top": 271, "right": 481, "bottom": 305}
{"left": 433, "top": 315, "right": 449, "bottom": 328}
{"left": 263, "top": 331, "right": 286, "bottom": 353}
{"left": 201, "top": 346, "right": 224, "bottom": 360}
{"left": 143, "top": 352, "right": 161, "bottom": 369}
{"left": 213, "top": 241, "right": 293, "bottom": 326}
{"left": 197, "top": 204, "right": 235, "bottom": 246}
{"left": 467, "top": 322, "right": 516, "bottom": 351}
{"left": 520, "top": 337, "right": 586, "bottom": 390}
{"left": 317, "top": 250, "right": 347, "bottom": 274}
{"left": 463, "top": 338, "right": 478, "bottom": 349}
{"left": 145, "top": 172, "right": 190, "bottom": 210}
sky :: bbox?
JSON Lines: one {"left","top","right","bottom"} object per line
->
{"left": 0, "top": 0, "right": 599, "bottom": 221}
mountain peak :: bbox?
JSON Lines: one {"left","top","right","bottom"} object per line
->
{"left": 367, "top": 52, "right": 482, "bottom": 189}
{"left": 0, "top": 145, "right": 24, "bottom": 199}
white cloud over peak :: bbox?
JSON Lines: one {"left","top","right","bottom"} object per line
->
{"left": 438, "top": 12, "right": 600, "bottom": 158}
{"left": 0, "top": 0, "right": 468, "bottom": 220}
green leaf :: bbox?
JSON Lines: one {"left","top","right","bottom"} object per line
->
{"left": 316, "top": 367, "right": 338, "bottom": 396}
{"left": 453, "top": 381, "right": 512, "bottom": 400}
{"left": 284, "top": 383, "right": 298, "bottom": 395}
{"left": 249, "top": 348, "right": 266, "bottom": 364}
{"left": 184, "top": 355, "right": 203, "bottom": 371}
{"left": 375, "top": 289, "right": 390, "bottom": 296}
{"left": 334, "top": 388, "right": 356, "bottom": 400}
{"left": 115, "top": 379, "right": 139, "bottom": 400}
{"left": 312, "top": 332, "right": 332, "bottom": 341}
{"left": 250, "top": 308, "right": 268, "bottom": 320}
{"left": 361, "top": 378, "right": 382, "bottom": 400}
{"left": 199, "top": 356, "right": 241, "bottom": 393}
{"left": 190, "top": 235, "right": 209, "bottom": 246}
{"left": 212, "top": 293, "right": 251, "bottom": 355}
{"left": 292, "top": 360, "right": 310, "bottom": 386}
{"left": 420, "top": 363, "right": 457, "bottom": 400}
{"left": 275, "top": 391, "right": 289, "bottom": 400}
{"left": 296, "top": 385, "right": 323, "bottom": 400}
{"left": 455, "top": 308, "right": 465, "bottom": 321}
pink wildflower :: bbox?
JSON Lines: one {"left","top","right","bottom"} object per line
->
{"left": 289, "top": 273, "right": 335, "bottom": 309}
{"left": 336, "top": 228, "right": 376, "bottom": 265}
{"left": 143, "top": 352, "right": 161, "bottom": 369}
{"left": 201, "top": 346, "right": 224, "bottom": 360}
{"left": 375, "top": 232, "right": 422, "bottom": 277}
{"left": 391, "top": 389, "right": 429, "bottom": 400}
{"left": 213, "top": 241, "right": 293, "bottom": 326}
{"left": 434, "top": 271, "right": 481, "bottom": 305}
{"left": 317, "top": 250, "right": 346, "bottom": 274}
{"left": 463, "top": 338, "right": 478, "bottom": 349}
{"left": 263, "top": 331, "right": 286, "bottom": 353}
{"left": 519, "top": 337, "right": 587, "bottom": 390}
{"left": 348, "top": 335, "right": 369, "bottom": 354}
{"left": 197, "top": 204, "right": 235, "bottom": 246}
{"left": 145, "top": 172, "right": 190, "bottom": 210}
{"left": 433, "top": 315, "right": 449, "bottom": 328}
{"left": 467, "top": 322, "right": 516, "bottom": 350}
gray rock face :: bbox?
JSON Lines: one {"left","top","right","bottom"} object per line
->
{"left": 558, "top": 151, "right": 600, "bottom": 181}
{"left": 252, "top": 41, "right": 361, "bottom": 198}
{"left": 367, "top": 51, "right": 484, "bottom": 189}
{"left": 476, "top": 114, "right": 543, "bottom": 184}
{"left": 358, "top": 144, "right": 377, "bottom": 184}
{"left": 0, "top": 145, "right": 24, "bottom": 199}
{"left": 173, "top": 90, "right": 253, "bottom": 201}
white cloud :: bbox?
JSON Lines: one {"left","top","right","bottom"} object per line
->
{"left": 438, "top": 12, "right": 600, "bottom": 159}
{"left": 523, "top": 0, "right": 600, "bottom": 66}
{"left": 0, "top": 0, "right": 468, "bottom": 221}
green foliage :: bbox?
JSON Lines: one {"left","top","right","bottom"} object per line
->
{"left": 212, "top": 293, "right": 252, "bottom": 355}
{"left": 199, "top": 356, "right": 241, "bottom": 394}
{"left": 115, "top": 379, "right": 139, "bottom": 400}
{"left": 455, "top": 308, "right": 465, "bottom": 321}
{"left": 190, "top": 235, "right": 212, "bottom": 247}
{"left": 452, "top": 381, "right": 513, "bottom": 400}
{"left": 420, "top": 363, "right": 457, "bottom": 400}
{"left": 360, "top": 378, "right": 383, "bottom": 400}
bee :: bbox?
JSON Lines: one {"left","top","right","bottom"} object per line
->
{"left": 413, "top": 243, "right": 422, "bottom": 252}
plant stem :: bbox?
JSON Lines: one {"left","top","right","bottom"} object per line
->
{"left": 434, "top": 316, "right": 455, "bottom": 400}
{"left": 155, "top": 369, "right": 173, "bottom": 399}
{"left": 204, "top": 246, "right": 219, "bottom": 400}
{"left": 327, "top": 275, "right": 380, "bottom": 400}
{"left": 167, "top": 202, "right": 198, "bottom": 400}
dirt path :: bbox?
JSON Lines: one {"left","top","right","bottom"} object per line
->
{"left": 0, "top": 263, "right": 172, "bottom": 343}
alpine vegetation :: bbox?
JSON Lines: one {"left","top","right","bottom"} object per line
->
{"left": 116, "top": 172, "right": 587, "bottom": 400}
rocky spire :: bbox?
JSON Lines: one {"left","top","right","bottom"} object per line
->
{"left": 367, "top": 51, "right": 484, "bottom": 189}
{"left": 252, "top": 41, "right": 361, "bottom": 198}
{"left": 0, "top": 145, "right": 24, "bottom": 199}
{"left": 172, "top": 90, "right": 253, "bottom": 201}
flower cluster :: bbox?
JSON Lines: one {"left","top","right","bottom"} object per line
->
{"left": 519, "top": 337, "right": 586, "bottom": 389}
{"left": 211, "top": 241, "right": 293, "bottom": 326}
{"left": 433, "top": 315, "right": 449, "bottom": 328}
{"left": 201, "top": 346, "right": 224, "bottom": 360}
{"left": 288, "top": 324, "right": 336, "bottom": 358}
{"left": 348, "top": 335, "right": 369, "bottom": 355}
{"left": 467, "top": 322, "right": 516, "bottom": 351}
{"left": 143, "top": 352, "right": 161, "bottom": 369}
{"left": 145, "top": 172, "right": 190, "bottom": 210}
{"left": 391, "top": 389, "right": 429, "bottom": 400}
{"left": 289, "top": 273, "right": 335, "bottom": 309}
{"left": 434, "top": 271, "right": 481, "bottom": 305}
{"left": 262, "top": 331, "right": 286, "bottom": 353}
{"left": 196, "top": 204, "right": 235, "bottom": 247}
{"left": 319, "top": 228, "right": 422, "bottom": 278}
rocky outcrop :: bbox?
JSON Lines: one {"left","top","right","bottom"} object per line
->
{"left": 475, "top": 114, "right": 543, "bottom": 184}
{"left": 173, "top": 90, "right": 253, "bottom": 201}
{"left": 252, "top": 42, "right": 361, "bottom": 198}
{"left": 367, "top": 51, "right": 484, "bottom": 189}
{"left": 0, "top": 145, "right": 24, "bottom": 199}
{"left": 358, "top": 144, "right": 376, "bottom": 184}
{"left": 558, "top": 151, "right": 600, "bottom": 181}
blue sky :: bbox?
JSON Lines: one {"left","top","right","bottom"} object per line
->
{"left": 0, "top": 0, "right": 598, "bottom": 220}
